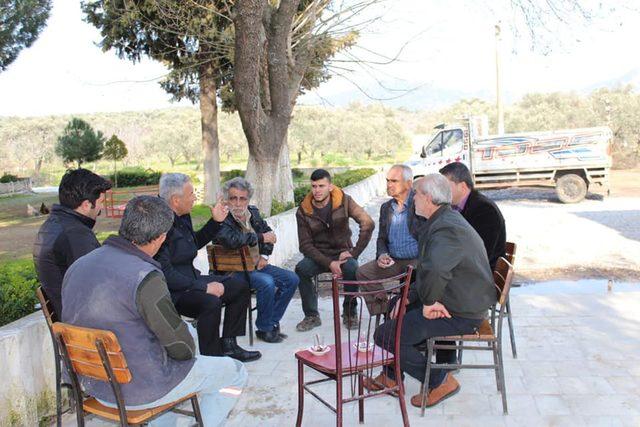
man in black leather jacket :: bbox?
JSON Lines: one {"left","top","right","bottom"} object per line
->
{"left": 214, "top": 177, "right": 299, "bottom": 344}
{"left": 33, "top": 169, "right": 112, "bottom": 315}
{"left": 155, "top": 173, "right": 260, "bottom": 362}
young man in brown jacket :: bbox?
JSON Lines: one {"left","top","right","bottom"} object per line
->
{"left": 295, "top": 169, "right": 375, "bottom": 331}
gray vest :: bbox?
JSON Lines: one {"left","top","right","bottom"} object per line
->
{"left": 61, "top": 241, "right": 195, "bottom": 406}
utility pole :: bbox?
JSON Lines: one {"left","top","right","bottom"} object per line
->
{"left": 495, "top": 22, "right": 505, "bottom": 135}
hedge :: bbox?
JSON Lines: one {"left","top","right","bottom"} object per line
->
{"left": 108, "top": 167, "right": 162, "bottom": 187}
{"left": 0, "top": 173, "right": 19, "bottom": 183}
{"left": 0, "top": 259, "right": 39, "bottom": 327}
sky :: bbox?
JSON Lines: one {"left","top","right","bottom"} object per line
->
{"left": 0, "top": 0, "right": 639, "bottom": 117}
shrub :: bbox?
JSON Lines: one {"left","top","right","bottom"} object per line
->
{"left": 0, "top": 259, "right": 39, "bottom": 327}
{"left": 270, "top": 200, "right": 295, "bottom": 216}
{"left": 294, "top": 185, "right": 310, "bottom": 204}
{"left": 291, "top": 168, "right": 305, "bottom": 179}
{"left": 333, "top": 168, "right": 376, "bottom": 188}
{"left": 0, "top": 173, "right": 19, "bottom": 183}
{"left": 108, "top": 167, "right": 162, "bottom": 187}
{"left": 221, "top": 169, "right": 245, "bottom": 182}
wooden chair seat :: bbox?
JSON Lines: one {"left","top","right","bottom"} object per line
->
{"left": 295, "top": 343, "right": 392, "bottom": 375}
{"left": 437, "top": 319, "right": 495, "bottom": 341}
{"left": 83, "top": 393, "right": 196, "bottom": 424}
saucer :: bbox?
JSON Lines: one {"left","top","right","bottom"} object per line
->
{"left": 308, "top": 345, "right": 330, "bottom": 356}
{"left": 353, "top": 342, "right": 374, "bottom": 353}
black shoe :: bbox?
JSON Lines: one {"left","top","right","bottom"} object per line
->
{"left": 256, "top": 329, "right": 284, "bottom": 343}
{"left": 222, "top": 338, "right": 262, "bottom": 362}
{"left": 274, "top": 323, "right": 288, "bottom": 339}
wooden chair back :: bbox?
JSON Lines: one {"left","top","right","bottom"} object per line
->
{"left": 504, "top": 241, "right": 517, "bottom": 266}
{"left": 331, "top": 267, "right": 413, "bottom": 378}
{"left": 206, "top": 244, "right": 255, "bottom": 273}
{"left": 493, "top": 257, "right": 514, "bottom": 308}
{"left": 36, "top": 287, "right": 58, "bottom": 327}
{"left": 52, "top": 323, "right": 132, "bottom": 384}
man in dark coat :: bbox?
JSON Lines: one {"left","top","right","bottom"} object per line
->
{"left": 155, "top": 173, "right": 260, "bottom": 362}
{"left": 33, "top": 168, "right": 112, "bottom": 315}
{"left": 439, "top": 162, "right": 506, "bottom": 270}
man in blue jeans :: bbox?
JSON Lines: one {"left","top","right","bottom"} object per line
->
{"left": 214, "top": 177, "right": 299, "bottom": 344}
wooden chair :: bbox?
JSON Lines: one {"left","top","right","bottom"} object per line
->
{"left": 52, "top": 323, "right": 203, "bottom": 426}
{"left": 206, "top": 244, "right": 257, "bottom": 346}
{"left": 419, "top": 257, "right": 513, "bottom": 416}
{"left": 104, "top": 185, "right": 159, "bottom": 218}
{"left": 295, "top": 266, "right": 414, "bottom": 427}
{"left": 36, "top": 287, "right": 72, "bottom": 427}
{"left": 498, "top": 241, "right": 518, "bottom": 358}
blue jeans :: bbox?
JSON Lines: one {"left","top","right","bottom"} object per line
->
{"left": 102, "top": 356, "right": 248, "bottom": 426}
{"left": 233, "top": 264, "right": 299, "bottom": 332}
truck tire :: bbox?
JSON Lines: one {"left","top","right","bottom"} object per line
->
{"left": 556, "top": 174, "right": 587, "bottom": 203}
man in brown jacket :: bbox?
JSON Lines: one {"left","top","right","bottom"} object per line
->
{"left": 295, "top": 169, "right": 375, "bottom": 331}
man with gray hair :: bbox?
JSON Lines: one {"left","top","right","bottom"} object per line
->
{"left": 369, "top": 174, "right": 496, "bottom": 410}
{"left": 356, "top": 164, "right": 425, "bottom": 314}
{"left": 61, "top": 196, "right": 248, "bottom": 424}
{"left": 155, "top": 173, "right": 261, "bottom": 363}
{"left": 214, "top": 177, "right": 299, "bottom": 343}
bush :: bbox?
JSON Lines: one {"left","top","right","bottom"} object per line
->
{"left": 109, "top": 167, "right": 162, "bottom": 187}
{"left": 291, "top": 168, "right": 305, "bottom": 179}
{"left": 0, "top": 259, "right": 39, "bottom": 327}
{"left": 294, "top": 185, "right": 310, "bottom": 204}
{"left": 221, "top": 169, "right": 245, "bottom": 182}
{"left": 333, "top": 168, "right": 377, "bottom": 188}
{"left": 270, "top": 199, "right": 295, "bottom": 216}
{"left": 0, "top": 173, "right": 19, "bottom": 183}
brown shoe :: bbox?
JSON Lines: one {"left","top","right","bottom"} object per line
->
{"left": 410, "top": 373, "right": 460, "bottom": 408}
{"left": 362, "top": 372, "right": 397, "bottom": 391}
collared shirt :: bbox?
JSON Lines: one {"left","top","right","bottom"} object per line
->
{"left": 387, "top": 197, "right": 419, "bottom": 259}
{"left": 454, "top": 192, "right": 470, "bottom": 212}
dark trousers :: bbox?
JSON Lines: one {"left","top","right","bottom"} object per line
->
{"left": 175, "top": 275, "right": 249, "bottom": 356}
{"left": 295, "top": 256, "right": 358, "bottom": 317}
{"left": 374, "top": 308, "right": 482, "bottom": 388}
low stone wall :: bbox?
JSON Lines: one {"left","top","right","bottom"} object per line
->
{"left": 0, "top": 169, "right": 387, "bottom": 426}
{"left": 0, "top": 312, "right": 55, "bottom": 427}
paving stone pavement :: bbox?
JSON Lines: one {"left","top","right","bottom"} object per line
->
{"left": 61, "top": 196, "right": 640, "bottom": 426}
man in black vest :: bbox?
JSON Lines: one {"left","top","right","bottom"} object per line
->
{"left": 439, "top": 162, "right": 506, "bottom": 270}
{"left": 33, "top": 168, "right": 112, "bottom": 315}
{"left": 155, "top": 173, "right": 260, "bottom": 362}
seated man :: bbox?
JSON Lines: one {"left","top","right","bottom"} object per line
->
{"left": 33, "top": 168, "right": 112, "bottom": 315}
{"left": 214, "top": 177, "right": 299, "bottom": 344}
{"left": 371, "top": 174, "right": 496, "bottom": 408}
{"left": 295, "top": 169, "right": 375, "bottom": 331}
{"left": 155, "top": 173, "right": 260, "bottom": 362}
{"left": 439, "top": 162, "right": 506, "bottom": 270}
{"left": 61, "top": 196, "right": 247, "bottom": 425}
{"left": 356, "top": 164, "right": 425, "bottom": 314}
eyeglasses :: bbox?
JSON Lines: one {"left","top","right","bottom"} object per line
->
{"left": 228, "top": 196, "right": 249, "bottom": 202}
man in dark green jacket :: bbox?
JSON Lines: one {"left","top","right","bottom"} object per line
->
{"left": 371, "top": 174, "right": 496, "bottom": 409}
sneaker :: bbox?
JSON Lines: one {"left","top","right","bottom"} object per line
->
{"left": 296, "top": 315, "right": 321, "bottom": 332}
{"left": 410, "top": 373, "right": 460, "bottom": 408}
{"left": 342, "top": 313, "right": 360, "bottom": 330}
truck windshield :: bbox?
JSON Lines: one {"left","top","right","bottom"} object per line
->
{"left": 424, "top": 129, "right": 463, "bottom": 156}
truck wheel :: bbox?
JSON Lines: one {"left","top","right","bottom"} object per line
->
{"left": 556, "top": 174, "right": 587, "bottom": 203}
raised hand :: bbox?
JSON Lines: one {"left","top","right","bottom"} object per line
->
{"left": 210, "top": 195, "right": 229, "bottom": 222}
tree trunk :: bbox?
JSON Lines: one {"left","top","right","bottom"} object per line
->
{"left": 245, "top": 154, "right": 279, "bottom": 215}
{"left": 200, "top": 62, "right": 221, "bottom": 205}
{"left": 297, "top": 151, "right": 302, "bottom": 165}
{"left": 34, "top": 157, "right": 43, "bottom": 177}
{"left": 273, "top": 140, "right": 294, "bottom": 203}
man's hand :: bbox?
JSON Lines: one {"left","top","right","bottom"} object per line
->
{"left": 338, "top": 251, "right": 353, "bottom": 261}
{"left": 422, "top": 302, "right": 451, "bottom": 320}
{"left": 206, "top": 282, "right": 225, "bottom": 297}
{"left": 329, "top": 260, "right": 346, "bottom": 277}
{"left": 256, "top": 257, "right": 269, "bottom": 270}
{"left": 262, "top": 231, "right": 277, "bottom": 244}
{"left": 377, "top": 254, "right": 394, "bottom": 269}
{"left": 210, "top": 196, "right": 229, "bottom": 222}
